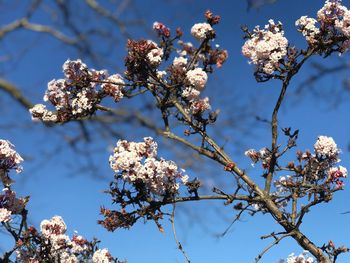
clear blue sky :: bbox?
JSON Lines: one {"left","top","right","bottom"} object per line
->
{"left": 1, "top": 0, "right": 350, "bottom": 262}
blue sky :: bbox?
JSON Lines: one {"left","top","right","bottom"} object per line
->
{"left": 1, "top": 0, "right": 350, "bottom": 262}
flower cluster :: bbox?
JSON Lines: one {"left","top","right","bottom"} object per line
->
{"left": 16, "top": 215, "right": 116, "bottom": 263}
{"left": 125, "top": 39, "right": 164, "bottom": 82}
{"left": 153, "top": 22, "right": 171, "bottom": 38}
{"left": 93, "top": 248, "right": 114, "bottom": 263}
{"left": 29, "top": 59, "right": 126, "bottom": 123}
{"left": 247, "top": 135, "right": 347, "bottom": 217}
{"left": 0, "top": 207, "right": 11, "bottom": 222}
{"left": 109, "top": 137, "right": 188, "bottom": 196}
{"left": 100, "top": 137, "right": 192, "bottom": 232}
{"left": 182, "top": 68, "right": 211, "bottom": 114}
{"left": 298, "top": 136, "right": 346, "bottom": 188}
{"left": 173, "top": 56, "right": 188, "bottom": 70}
{"left": 295, "top": 16, "right": 320, "bottom": 44}
{"left": 317, "top": 0, "right": 348, "bottom": 27}
{"left": 146, "top": 41, "right": 164, "bottom": 66}
{"left": 149, "top": 11, "right": 225, "bottom": 118}
{"left": 335, "top": 9, "right": 350, "bottom": 37}
{"left": 101, "top": 74, "right": 125, "bottom": 102}
{"left": 0, "top": 188, "right": 26, "bottom": 222}
{"left": 244, "top": 147, "right": 271, "bottom": 169}
{"left": 242, "top": 19, "right": 288, "bottom": 75}
{"left": 185, "top": 68, "right": 208, "bottom": 90}
{"left": 296, "top": 0, "right": 350, "bottom": 52}
{"left": 314, "top": 135, "right": 339, "bottom": 159}
{"left": 190, "top": 23, "right": 214, "bottom": 40}
{"left": 274, "top": 176, "right": 292, "bottom": 194}
{"left": 286, "top": 251, "right": 314, "bottom": 263}
{"left": 328, "top": 166, "right": 348, "bottom": 185}
{"left": 0, "top": 140, "right": 23, "bottom": 173}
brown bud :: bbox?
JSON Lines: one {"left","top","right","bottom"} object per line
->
{"left": 176, "top": 27, "right": 183, "bottom": 37}
{"left": 224, "top": 162, "right": 236, "bottom": 171}
{"left": 287, "top": 161, "right": 295, "bottom": 169}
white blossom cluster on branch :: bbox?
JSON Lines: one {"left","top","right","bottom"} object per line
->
{"left": 109, "top": 137, "right": 189, "bottom": 196}
{"left": 0, "top": 139, "right": 23, "bottom": 173}
{"left": 242, "top": 19, "right": 288, "bottom": 74}
{"left": 29, "top": 59, "right": 126, "bottom": 122}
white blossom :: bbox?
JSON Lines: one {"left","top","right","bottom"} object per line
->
{"left": 335, "top": 9, "right": 350, "bottom": 36}
{"left": 0, "top": 208, "right": 11, "bottom": 222}
{"left": 186, "top": 68, "right": 208, "bottom": 90}
{"left": 173, "top": 56, "right": 188, "bottom": 69}
{"left": 242, "top": 20, "right": 288, "bottom": 74}
{"left": 93, "top": 249, "right": 112, "bottom": 263}
{"left": 296, "top": 16, "right": 320, "bottom": 44}
{"left": 314, "top": 135, "right": 339, "bottom": 158}
{"left": 147, "top": 44, "right": 164, "bottom": 66}
{"left": 0, "top": 139, "right": 23, "bottom": 173}
{"left": 40, "top": 215, "right": 67, "bottom": 238}
{"left": 191, "top": 23, "right": 213, "bottom": 40}
{"left": 109, "top": 137, "right": 188, "bottom": 195}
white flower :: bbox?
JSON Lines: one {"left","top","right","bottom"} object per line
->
{"left": 101, "top": 74, "right": 125, "bottom": 101}
{"left": 109, "top": 137, "right": 188, "bottom": 195}
{"left": 286, "top": 251, "right": 314, "bottom": 263}
{"left": 317, "top": 0, "right": 348, "bottom": 25}
{"left": 71, "top": 90, "right": 93, "bottom": 115}
{"left": 314, "top": 135, "right": 339, "bottom": 158}
{"left": 93, "top": 249, "right": 112, "bottom": 263}
{"left": 242, "top": 20, "right": 288, "bottom": 74}
{"left": 191, "top": 23, "right": 213, "bottom": 40}
{"left": 189, "top": 97, "right": 211, "bottom": 115}
{"left": 0, "top": 139, "right": 23, "bottom": 173}
{"left": 29, "top": 104, "right": 58, "bottom": 122}
{"left": 328, "top": 165, "right": 348, "bottom": 179}
{"left": 147, "top": 44, "right": 164, "bottom": 66}
{"left": 0, "top": 208, "right": 11, "bottom": 222}
{"left": 186, "top": 68, "right": 208, "bottom": 90}
{"left": 181, "top": 87, "right": 200, "bottom": 100}
{"left": 335, "top": 9, "right": 350, "bottom": 37}
{"left": 296, "top": 16, "right": 320, "bottom": 44}
{"left": 40, "top": 215, "right": 67, "bottom": 238}
{"left": 173, "top": 56, "right": 188, "bottom": 69}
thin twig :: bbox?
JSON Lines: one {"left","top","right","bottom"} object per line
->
{"left": 254, "top": 233, "right": 292, "bottom": 263}
{"left": 170, "top": 204, "right": 191, "bottom": 263}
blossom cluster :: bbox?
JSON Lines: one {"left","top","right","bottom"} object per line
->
{"left": 286, "top": 251, "right": 314, "bottom": 263}
{"left": 313, "top": 135, "right": 347, "bottom": 187}
{"left": 314, "top": 135, "right": 340, "bottom": 159}
{"left": 0, "top": 139, "right": 23, "bottom": 173}
{"left": 242, "top": 19, "right": 288, "bottom": 74}
{"left": 244, "top": 147, "right": 271, "bottom": 169}
{"left": 317, "top": 0, "right": 348, "bottom": 27}
{"left": 109, "top": 137, "right": 188, "bottom": 196}
{"left": 190, "top": 23, "right": 213, "bottom": 40}
{"left": 0, "top": 188, "right": 26, "bottom": 222}
{"left": 29, "top": 11, "right": 227, "bottom": 128}
{"left": 149, "top": 13, "right": 226, "bottom": 118}
{"left": 146, "top": 41, "right": 164, "bottom": 66}
{"left": 125, "top": 39, "right": 164, "bottom": 82}
{"left": 16, "top": 215, "right": 114, "bottom": 263}
{"left": 295, "top": 16, "right": 320, "bottom": 44}
{"left": 183, "top": 68, "right": 211, "bottom": 115}
{"left": 29, "top": 59, "right": 125, "bottom": 123}
{"left": 244, "top": 0, "right": 350, "bottom": 76}
{"left": 246, "top": 135, "right": 347, "bottom": 199}
{"left": 93, "top": 248, "right": 113, "bottom": 263}
{"left": 153, "top": 22, "right": 171, "bottom": 38}
{"left": 296, "top": 0, "right": 350, "bottom": 51}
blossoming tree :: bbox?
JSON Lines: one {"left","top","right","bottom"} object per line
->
{"left": 1, "top": 1, "right": 350, "bottom": 262}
